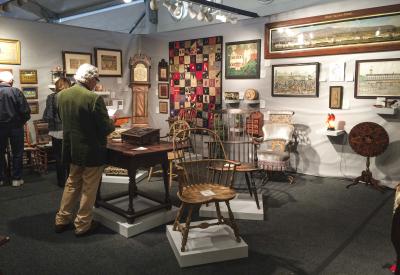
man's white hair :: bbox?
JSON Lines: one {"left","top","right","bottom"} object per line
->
{"left": 0, "top": 71, "right": 14, "bottom": 83}
{"left": 74, "top": 63, "right": 99, "bottom": 83}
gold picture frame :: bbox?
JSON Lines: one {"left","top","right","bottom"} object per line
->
{"left": 22, "top": 87, "right": 38, "bottom": 100}
{"left": 159, "top": 101, "right": 168, "bottom": 114}
{"left": 28, "top": 101, "right": 39, "bottom": 114}
{"left": 0, "top": 39, "right": 21, "bottom": 65}
{"left": 329, "top": 86, "right": 343, "bottom": 109}
{"left": 95, "top": 48, "right": 122, "bottom": 77}
{"left": 20, "top": 69, "right": 38, "bottom": 84}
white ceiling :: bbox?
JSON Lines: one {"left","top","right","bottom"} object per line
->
{"left": 0, "top": 0, "right": 341, "bottom": 34}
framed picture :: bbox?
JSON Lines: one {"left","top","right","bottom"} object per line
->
{"left": 158, "top": 59, "right": 169, "bottom": 81}
{"left": 28, "top": 101, "right": 39, "bottom": 114}
{"left": 62, "top": 51, "right": 92, "bottom": 76}
{"left": 19, "top": 69, "right": 38, "bottom": 84}
{"left": 265, "top": 4, "right": 400, "bottom": 59}
{"left": 329, "top": 86, "right": 343, "bottom": 109}
{"left": 159, "top": 101, "right": 168, "bottom": 114}
{"left": 158, "top": 83, "right": 169, "bottom": 99}
{"left": 0, "top": 38, "right": 21, "bottom": 65}
{"left": 22, "top": 87, "right": 38, "bottom": 100}
{"left": 95, "top": 48, "right": 122, "bottom": 77}
{"left": 225, "top": 39, "right": 261, "bottom": 79}
{"left": 355, "top": 58, "right": 400, "bottom": 99}
{"left": 272, "top": 62, "right": 319, "bottom": 97}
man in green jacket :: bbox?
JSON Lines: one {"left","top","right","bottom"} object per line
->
{"left": 55, "top": 64, "right": 115, "bottom": 237}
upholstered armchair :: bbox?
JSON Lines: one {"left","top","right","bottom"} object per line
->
{"left": 256, "top": 122, "right": 295, "bottom": 184}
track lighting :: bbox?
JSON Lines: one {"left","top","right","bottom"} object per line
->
{"left": 188, "top": 3, "right": 197, "bottom": 19}
{"left": 196, "top": 7, "right": 205, "bottom": 21}
{"left": 204, "top": 8, "right": 213, "bottom": 22}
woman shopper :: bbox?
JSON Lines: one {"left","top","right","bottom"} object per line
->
{"left": 43, "top": 77, "right": 71, "bottom": 187}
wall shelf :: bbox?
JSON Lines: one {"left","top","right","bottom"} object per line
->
{"left": 325, "top": 130, "right": 345, "bottom": 136}
{"left": 373, "top": 106, "right": 397, "bottom": 115}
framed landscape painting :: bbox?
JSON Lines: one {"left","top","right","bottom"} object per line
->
{"left": 158, "top": 83, "right": 169, "bottom": 99}
{"left": 355, "top": 58, "right": 400, "bottom": 98}
{"left": 0, "top": 39, "right": 20, "bottom": 65}
{"left": 265, "top": 4, "right": 400, "bottom": 59}
{"left": 225, "top": 39, "right": 261, "bottom": 79}
{"left": 272, "top": 63, "right": 319, "bottom": 97}
{"left": 22, "top": 87, "right": 38, "bottom": 100}
{"left": 28, "top": 101, "right": 39, "bottom": 114}
{"left": 20, "top": 69, "right": 38, "bottom": 84}
{"left": 95, "top": 48, "right": 122, "bottom": 77}
{"left": 63, "top": 51, "right": 92, "bottom": 76}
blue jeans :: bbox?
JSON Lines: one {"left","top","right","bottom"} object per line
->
{"left": 0, "top": 127, "right": 24, "bottom": 181}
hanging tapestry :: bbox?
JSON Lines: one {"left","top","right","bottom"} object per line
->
{"left": 169, "top": 36, "right": 223, "bottom": 128}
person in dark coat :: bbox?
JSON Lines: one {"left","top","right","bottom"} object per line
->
{"left": 43, "top": 77, "right": 71, "bottom": 187}
{"left": 54, "top": 64, "right": 115, "bottom": 237}
{"left": 0, "top": 71, "right": 31, "bottom": 187}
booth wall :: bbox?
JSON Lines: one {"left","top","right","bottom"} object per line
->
{"left": 142, "top": 0, "right": 400, "bottom": 187}
{"left": 0, "top": 17, "right": 138, "bottom": 141}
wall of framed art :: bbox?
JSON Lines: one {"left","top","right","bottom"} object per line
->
{"left": 142, "top": 0, "right": 400, "bottom": 187}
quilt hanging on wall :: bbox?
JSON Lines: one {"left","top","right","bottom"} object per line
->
{"left": 169, "top": 36, "right": 223, "bottom": 128}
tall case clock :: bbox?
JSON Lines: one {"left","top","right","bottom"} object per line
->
{"left": 130, "top": 54, "right": 151, "bottom": 126}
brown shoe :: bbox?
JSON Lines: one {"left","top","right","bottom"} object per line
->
{"left": 75, "top": 221, "right": 100, "bottom": 238}
{"left": 54, "top": 223, "right": 72, "bottom": 233}
{"left": 0, "top": 235, "right": 10, "bottom": 247}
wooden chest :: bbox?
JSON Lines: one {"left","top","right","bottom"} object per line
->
{"left": 121, "top": 127, "right": 160, "bottom": 146}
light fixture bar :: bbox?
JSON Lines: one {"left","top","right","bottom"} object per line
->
{"left": 185, "top": 0, "right": 259, "bottom": 18}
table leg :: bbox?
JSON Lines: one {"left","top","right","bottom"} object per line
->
{"left": 161, "top": 153, "right": 171, "bottom": 208}
{"left": 127, "top": 168, "right": 137, "bottom": 216}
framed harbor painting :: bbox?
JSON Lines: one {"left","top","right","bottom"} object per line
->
{"left": 272, "top": 62, "right": 319, "bottom": 97}
{"left": 265, "top": 4, "right": 400, "bottom": 59}
{"left": 225, "top": 39, "right": 261, "bottom": 79}
{"left": 355, "top": 58, "right": 400, "bottom": 98}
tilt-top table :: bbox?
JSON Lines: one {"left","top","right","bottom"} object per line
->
{"left": 95, "top": 141, "right": 174, "bottom": 224}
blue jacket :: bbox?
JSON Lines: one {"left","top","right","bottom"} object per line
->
{"left": 0, "top": 83, "right": 31, "bottom": 128}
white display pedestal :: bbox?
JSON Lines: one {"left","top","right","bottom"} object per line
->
{"left": 325, "top": 130, "right": 345, "bottom": 136}
{"left": 166, "top": 219, "right": 248, "bottom": 267}
{"left": 94, "top": 196, "right": 178, "bottom": 238}
{"left": 101, "top": 170, "right": 147, "bottom": 184}
{"left": 199, "top": 193, "right": 264, "bottom": 220}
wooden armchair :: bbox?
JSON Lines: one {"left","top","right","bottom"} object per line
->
{"left": 172, "top": 128, "right": 242, "bottom": 252}
{"left": 23, "top": 124, "right": 47, "bottom": 175}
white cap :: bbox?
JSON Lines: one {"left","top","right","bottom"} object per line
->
{"left": 0, "top": 71, "right": 14, "bottom": 83}
{"left": 74, "top": 63, "right": 99, "bottom": 83}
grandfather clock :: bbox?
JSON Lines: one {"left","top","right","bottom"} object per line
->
{"left": 129, "top": 54, "right": 151, "bottom": 126}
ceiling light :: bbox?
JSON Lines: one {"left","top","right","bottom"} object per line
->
{"left": 188, "top": 4, "right": 197, "bottom": 19}
{"left": 173, "top": 1, "right": 183, "bottom": 17}
{"left": 123, "top": 0, "right": 133, "bottom": 3}
{"left": 197, "top": 7, "right": 206, "bottom": 21}
{"left": 204, "top": 8, "right": 213, "bottom": 22}
{"left": 228, "top": 15, "right": 237, "bottom": 24}
{"left": 215, "top": 13, "right": 227, "bottom": 22}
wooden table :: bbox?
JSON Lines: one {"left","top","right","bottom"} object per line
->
{"left": 95, "top": 141, "right": 174, "bottom": 224}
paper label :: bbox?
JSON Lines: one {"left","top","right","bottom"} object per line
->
{"left": 200, "top": 190, "right": 216, "bottom": 196}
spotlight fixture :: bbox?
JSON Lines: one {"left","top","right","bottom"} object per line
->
{"left": 173, "top": 1, "right": 183, "bottom": 17}
{"left": 188, "top": 3, "right": 197, "bottom": 19}
{"left": 215, "top": 13, "right": 227, "bottom": 23}
{"left": 204, "top": 8, "right": 213, "bottom": 22}
{"left": 197, "top": 7, "right": 206, "bottom": 21}
{"left": 149, "top": 0, "right": 158, "bottom": 10}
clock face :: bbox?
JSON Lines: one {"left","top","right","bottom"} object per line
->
{"left": 133, "top": 63, "right": 148, "bottom": 82}
{"left": 244, "top": 89, "right": 258, "bottom": 100}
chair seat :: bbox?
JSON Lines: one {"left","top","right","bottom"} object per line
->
{"left": 258, "top": 150, "right": 289, "bottom": 162}
{"left": 178, "top": 183, "right": 236, "bottom": 204}
{"left": 235, "top": 162, "right": 260, "bottom": 172}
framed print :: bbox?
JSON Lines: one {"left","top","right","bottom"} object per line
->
{"left": 158, "top": 83, "right": 169, "bottom": 99}
{"left": 272, "top": 62, "right": 319, "bottom": 97}
{"left": 265, "top": 4, "right": 400, "bottom": 59}
{"left": 225, "top": 39, "right": 261, "bottom": 79}
{"left": 355, "top": 58, "right": 400, "bottom": 98}
{"left": 0, "top": 39, "right": 21, "bottom": 65}
{"left": 95, "top": 48, "right": 122, "bottom": 77}
{"left": 159, "top": 101, "right": 168, "bottom": 114}
{"left": 28, "top": 101, "right": 39, "bottom": 114}
{"left": 19, "top": 69, "right": 38, "bottom": 84}
{"left": 329, "top": 86, "right": 343, "bottom": 109}
{"left": 62, "top": 51, "right": 92, "bottom": 76}
{"left": 22, "top": 87, "right": 38, "bottom": 100}
{"left": 158, "top": 59, "right": 169, "bottom": 81}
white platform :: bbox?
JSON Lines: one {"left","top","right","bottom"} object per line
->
{"left": 374, "top": 107, "right": 397, "bottom": 115}
{"left": 167, "top": 219, "right": 248, "bottom": 267}
{"left": 93, "top": 196, "right": 178, "bottom": 238}
{"left": 325, "top": 130, "right": 345, "bottom": 136}
{"left": 101, "top": 170, "right": 147, "bottom": 184}
{"left": 199, "top": 193, "right": 264, "bottom": 220}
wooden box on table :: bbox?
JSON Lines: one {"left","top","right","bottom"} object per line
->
{"left": 121, "top": 127, "right": 160, "bottom": 146}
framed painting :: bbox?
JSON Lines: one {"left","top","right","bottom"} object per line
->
{"left": 95, "top": 48, "right": 122, "bottom": 77}
{"left": 28, "top": 101, "right": 39, "bottom": 114}
{"left": 0, "top": 39, "right": 20, "bottom": 65}
{"left": 158, "top": 83, "right": 169, "bottom": 99}
{"left": 265, "top": 4, "right": 400, "bottom": 59}
{"left": 329, "top": 86, "right": 343, "bottom": 109}
{"left": 159, "top": 101, "right": 168, "bottom": 114}
{"left": 158, "top": 59, "right": 169, "bottom": 81}
{"left": 22, "top": 87, "right": 38, "bottom": 100}
{"left": 19, "top": 69, "right": 38, "bottom": 84}
{"left": 355, "top": 58, "right": 400, "bottom": 99}
{"left": 272, "top": 62, "right": 319, "bottom": 97}
{"left": 62, "top": 51, "right": 92, "bottom": 76}
{"left": 225, "top": 39, "right": 261, "bottom": 79}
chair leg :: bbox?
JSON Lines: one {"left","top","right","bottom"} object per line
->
{"left": 249, "top": 172, "right": 260, "bottom": 210}
{"left": 244, "top": 172, "right": 253, "bottom": 197}
{"left": 225, "top": 201, "right": 241, "bottom": 243}
{"left": 173, "top": 203, "right": 185, "bottom": 231}
{"left": 215, "top": 202, "right": 223, "bottom": 224}
{"left": 181, "top": 205, "right": 193, "bottom": 252}
{"left": 147, "top": 167, "right": 153, "bottom": 182}
{"left": 169, "top": 160, "right": 173, "bottom": 189}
